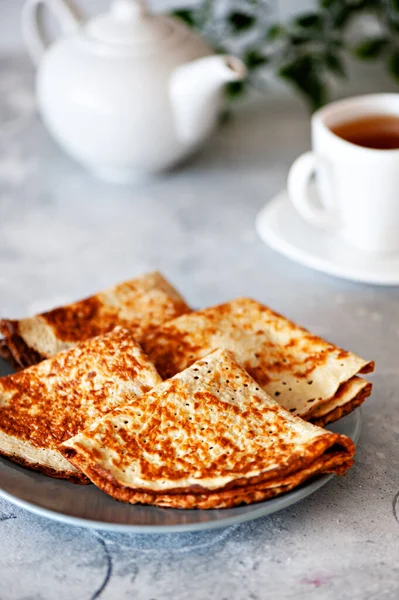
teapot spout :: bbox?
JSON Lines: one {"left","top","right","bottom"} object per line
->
{"left": 169, "top": 55, "right": 246, "bottom": 145}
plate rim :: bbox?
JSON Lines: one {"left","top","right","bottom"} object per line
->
{"left": 256, "top": 191, "right": 399, "bottom": 286}
{"left": 0, "top": 410, "right": 362, "bottom": 534}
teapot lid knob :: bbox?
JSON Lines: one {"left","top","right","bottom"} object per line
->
{"left": 110, "top": 0, "right": 147, "bottom": 22}
{"left": 84, "top": 0, "right": 174, "bottom": 48}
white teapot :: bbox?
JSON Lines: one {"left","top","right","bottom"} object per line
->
{"left": 22, "top": 0, "right": 246, "bottom": 181}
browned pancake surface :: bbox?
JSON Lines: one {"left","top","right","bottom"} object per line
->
{"left": 0, "top": 327, "right": 161, "bottom": 480}
{"left": 37, "top": 272, "right": 190, "bottom": 343}
{"left": 143, "top": 298, "right": 373, "bottom": 420}
{"left": 61, "top": 349, "right": 355, "bottom": 506}
{"left": 0, "top": 271, "right": 191, "bottom": 367}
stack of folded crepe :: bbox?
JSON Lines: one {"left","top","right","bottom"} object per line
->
{"left": 0, "top": 272, "right": 374, "bottom": 509}
{"left": 0, "top": 327, "right": 161, "bottom": 482}
{"left": 0, "top": 271, "right": 191, "bottom": 369}
{"left": 142, "top": 298, "right": 373, "bottom": 427}
{"left": 60, "top": 349, "right": 356, "bottom": 509}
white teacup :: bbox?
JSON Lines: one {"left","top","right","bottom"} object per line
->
{"left": 288, "top": 94, "right": 399, "bottom": 253}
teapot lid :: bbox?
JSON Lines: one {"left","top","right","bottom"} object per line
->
{"left": 84, "top": 0, "right": 175, "bottom": 48}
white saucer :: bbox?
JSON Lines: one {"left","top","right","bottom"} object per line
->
{"left": 256, "top": 190, "right": 399, "bottom": 286}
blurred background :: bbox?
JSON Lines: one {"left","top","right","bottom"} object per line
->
{"left": 1, "top": 0, "right": 399, "bottom": 314}
{"left": 3, "top": 0, "right": 315, "bottom": 51}
{"left": 1, "top": 0, "right": 398, "bottom": 108}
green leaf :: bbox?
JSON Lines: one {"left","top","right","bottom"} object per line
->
{"left": 333, "top": 8, "right": 354, "bottom": 28}
{"left": 352, "top": 37, "right": 388, "bottom": 59}
{"left": 172, "top": 9, "right": 195, "bottom": 27}
{"left": 244, "top": 50, "right": 269, "bottom": 69}
{"left": 320, "top": 0, "right": 336, "bottom": 8}
{"left": 226, "top": 81, "right": 246, "bottom": 99}
{"left": 325, "top": 52, "right": 346, "bottom": 77}
{"left": 386, "top": 2, "right": 399, "bottom": 33}
{"left": 265, "top": 24, "right": 285, "bottom": 41}
{"left": 289, "top": 33, "right": 313, "bottom": 46}
{"left": 228, "top": 12, "right": 256, "bottom": 31}
{"left": 279, "top": 55, "right": 327, "bottom": 110}
{"left": 322, "top": 3, "right": 355, "bottom": 28}
{"left": 330, "top": 37, "right": 345, "bottom": 49}
{"left": 295, "top": 12, "right": 323, "bottom": 29}
{"left": 388, "top": 50, "right": 399, "bottom": 82}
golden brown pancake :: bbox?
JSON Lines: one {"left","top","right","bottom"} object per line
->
{"left": 0, "top": 271, "right": 191, "bottom": 369}
{"left": 142, "top": 298, "right": 373, "bottom": 424}
{"left": 61, "top": 349, "right": 355, "bottom": 508}
{"left": 0, "top": 327, "right": 161, "bottom": 482}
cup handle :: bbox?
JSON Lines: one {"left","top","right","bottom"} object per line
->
{"left": 22, "top": 0, "right": 82, "bottom": 65}
{"left": 287, "top": 151, "right": 340, "bottom": 232}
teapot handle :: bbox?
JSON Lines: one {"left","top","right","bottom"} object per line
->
{"left": 22, "top": 0, "right": 83, "bottom": 65}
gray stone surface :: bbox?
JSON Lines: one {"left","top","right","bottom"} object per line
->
{"left": 0, "top": 55, "right": 399, "bottom": 599}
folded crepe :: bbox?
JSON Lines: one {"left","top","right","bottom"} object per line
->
{"left": 0, "top": 327, "right": 161, "bottom": 482}
{"left": 60, "top": 349, "right": 355, "bottom": 509}
{"left": 142, "top": 298, "right": 373, "bottom": 427}
{"left": 0, "top": 271, "right": 190, "bottom": 369}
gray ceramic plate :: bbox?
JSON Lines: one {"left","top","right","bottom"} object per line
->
{"left": 0, "top": 357, "right": 361, "bottom": 533}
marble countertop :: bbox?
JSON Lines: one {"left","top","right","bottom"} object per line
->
{"left": 1, "top": 55, "right": 399, "bottom": 600}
